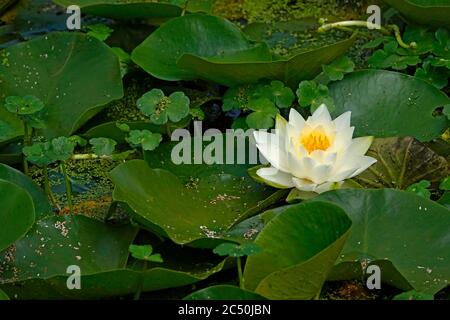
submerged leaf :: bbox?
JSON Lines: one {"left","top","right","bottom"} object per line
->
{"left": 354, "top": 137, "right": 448, "bottom": 189}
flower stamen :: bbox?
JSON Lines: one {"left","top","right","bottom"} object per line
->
{"left": 300, "top": 129, "right": 331, "bottom": 153}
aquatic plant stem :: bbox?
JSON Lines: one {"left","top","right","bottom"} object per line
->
{"left": 71, "top": 154, "right": 110, "bottom": 160}
{"left": 237, "top": 257, "right": 244, "bottom": 289}
{"left": 134, "top": 261, "right": 148, "bottom": 300}
{"left": 43, "top": 166, "right": 61, "bottom": 212}
{"left": 60, "top": 161, "right": 74, "bottom": 214}
{"left": 22, "top": 122, "right": 30, "bottom": 176}
{"left": 314, "top": 289, "right": 322, "bottom": 300}
{"left": 389, "top": 24, "right": 417, "bottom": 50}
{"left": 165, "top": 123, "right": 172, "bottom": 138}
{"left": 181, "top": 0, "right": 190, "bottom": 16}
{"left": 318, "top": 20, "right": 388, "bottom": 34}
{"left": 318, "top": 20, "right": 416, "bottom": 49}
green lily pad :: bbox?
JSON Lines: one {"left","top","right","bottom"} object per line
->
{"left": 0, "top": 215, "right": 136, "bottom": 283}
{"left": 0, "top": 32, "right": 123, "bottom": 139}
{"left": 178, "top": 33, "right": 357, "bottom": 88}
{"left": 213, "top": 242, "right": 262, "bottom": 258}
{"left": 313, "top": 189, "right": 450, "bottom": 294}
{"left": 110, "top": 134, "right": 284, "bottom": 246}
{"left": 0, "top": 289, "right": 9, "bottom": 300}
{"left": 221, "top": 212, "right": 266, "bottom": 244}
{"left": 110, "top": 159, "right": 281, "bottom": 246}
{"left": 243, "top": 202, "right": 352, "bottom": 299}
{"left": 132, "top": 14, "right": 272, "bottom": 82}
{"left": 329, "top": 70, "right": 449, "bottom": 141}
{"left": 53, "top": 0, "right": 212, "bottom": 20}
{"left": 382, "top": 0, "right": 450, "bottom": 28}
{"left": 0, "top": 180, "right": 35, "bottom": 252}
{"left": 354, "top": 137, "right": 448, "bottom": 189}
{"left": 184, "top": 285, "right": 266, "bottom": 300}
{"left": 0, "top": 215, "right": 229, "bottom": 299}
{"left": 0, "top": 163, "right": 52, "bottom": 220}
{"left": 393, "top": 290, "right": 434, "bottom": 300}
{"left": 0, "top": 108, "right": 23, "bottom": 144}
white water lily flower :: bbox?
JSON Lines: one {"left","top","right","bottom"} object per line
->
{"left": 253, "top": 104, "right": 377, "bottom": 194}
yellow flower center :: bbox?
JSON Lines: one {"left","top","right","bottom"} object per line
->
{"left": 300, "top": 128, "right": 331, "bottom": 153}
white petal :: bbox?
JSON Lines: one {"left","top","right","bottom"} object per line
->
{"left": 309, "top": 164, "right": 333, "bottom": 184}
{"left": 290, "top": 156, "right": 332, "bottom": 183}
{"left": 287, "top": 151, "right": 306, "bottom": 178}
{"left": 348, "top": 156, "right": 377, "bottom": 178}
{"left": 256, "top": 167, "right": 295, "bottom": 188}
{"left": 333, "top": 111, "right": 351, "bottom": 130}
{"left": 275, "top": 114, "right": 288, "bottom": 138}
{"left": 315, "top": 181, "right": 344, "bottom": 194}
{"left": 309, "top": 150, "right": 337, "bottom": 166}
{"left": 287, "top": 155, "right": 316, "bottom": 181}
{"left": 346, "top": 136, "right": 374, "bottom": 156}
{"left": 289, "top": 108, "right": 306, "bottom": 129}
{"left": 310, "top": 104, "right": 332, "bottom": 124}
{"left": 332, "top": 126, "right": 354, "bottom": 152}
{"left": 329, "top": 167, "right": 359, "bottom": 182}
{"left": 292, "top": 177, "right": 317, "bottom": 192}
{"left": 253, "top": 131, "right": 290, "bottom": 172}
{"left": 302, "top": 156, "right": 316, "bottom": 174}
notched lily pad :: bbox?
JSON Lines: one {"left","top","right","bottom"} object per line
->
{"left": 53, "top": 0, "right": 212, "bottom": 20}
{"left": 132, "top": 14, "right": 356, "bottom": 87}
{"left": 355, "top": 137, "right": 448, "bottom": 189}
{"left": 383, "top": 0, "right": 450, "bottom": 28}
{"left": 243, "top": 201, "right": 352, "bottom": 299}
{"left": 110, "top": 159, "right": 278, "bottom": 246}
{"left": 313, "top": 188, "right": 450, "bottom": 294}
{"left": 0, "top": 163, "right": 52, "bottom": 220}
{"left": 0, "top": 180, "right": 35, "bottom": 252}
{"left": 0, "top": 32, "right": 123, "bottom": 139}
{"left": 0, "top": 215, "right": 229, "bottom": 299}
{"left": 178, "top": 33, "right": 357, "bottom": 88}
{"left": 132, "top": 14, "right": 271, "bottom": 82}
{"left": 110, "top": 134, "right": 285, "bottom": 246}
{"left": 329, "top": 70, "right": 449, "bottom": 141}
